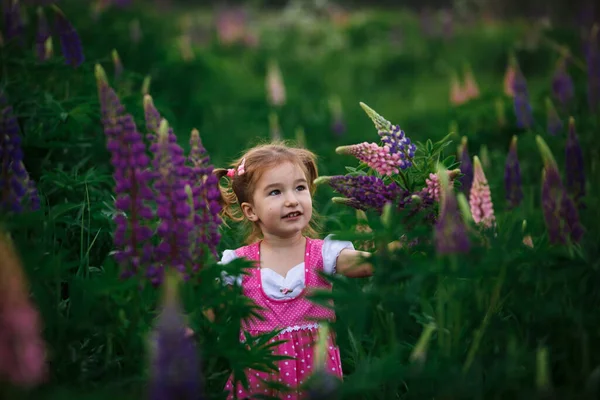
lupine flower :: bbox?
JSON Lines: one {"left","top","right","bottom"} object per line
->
{"left": 35, "top": 7, "right": 52, "bottom": 62}
{"left": 545, "top": 98, "right": 563, "bottom": 136}
{"left": 463, "top": 64, "right": 480, "bottom": 100}
{"left": 503, "top": 58, "right": 516, "bottom": 97}
{"left": 458, "top": 136, "right": 473, "bottom": 195}
{"left": 266, "top": 59, "right": 286, "bottom": 107}
{"left": 144, "top": 94, "right": 162, "bottom": 140}
{"left": 129, "top": 18, "right": 142, "bottom": 44}
{"left": 585, "top": 24, "right": 600, "bottom": 112}
{"left": 336, "top": 142, "right": 403, "bottom": 176}
{"left": 187, "top": 128, "right": 222, "bottom": 262}
{"left": 450, "top": 72, "right": 468, "bottom": 106}
{"left": 536, "top": 135, "right": 584, "bottom": 244}
{"left": 0, "top": 229, "right": 47, "bottom": 388}
{"left": 423, "top": 169, "right": 461, "bottom": 202}
{"left": 329, "top": 95, "right": 345, "bottom": 137}
{"left": 565, "top": 117, "right": 585, "bottom": 207}
{"left": 504, "top": 136, "right": 523, "bottom": 209}
{"left": 440, "top": 9, "right": 453, "bottom": 39}
{"left": 513, "top": 66, "right": 534, "bottom": 129}
{"left": 551, "top": 57, "right": 574, "bottom": 108}
{"left": 95, "top": 64, "right": 155, "bottom": 279}
{"left": 435, "top": 171, "right": 470, "bottom": 254}
{"left": 359, "top": 103, "right": 417, "bottom": 170}
{"left": 149, "top": 272, "right": 202, "bottom": 400}
{"left": 52, "top": 5, "right": 84, "bottom": 68}
{"left": 469, "top": 156, "right": 495, "bottom": 229}
{"left": 2, "top": 0, "right": 24, "bottom": 43}
{"left": 495, "top": 98, "right": 507, "bottom": 127}
{"left": 150, "top": 120, "right": 194, "bottom": 284}
{"left": 215, "top": 6, "right": 248, "bottom": 46}
{"left": 112, "top": 49, "right": 123, "bottom": 79}
{"left": 269, "top": 112, "right": 282, "bottom": 141}
{"left": 315, "top": 175, "right": 404, "bottom": 214}
{"left": 0, "top": 98, "right": 39, "bottom": 213}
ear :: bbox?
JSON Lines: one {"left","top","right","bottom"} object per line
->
{"left": 240, "top": 202, "right": 259, "bottom": 222}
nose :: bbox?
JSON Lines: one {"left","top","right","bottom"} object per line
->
{"left": 284, "top": 192, "right": 299, "bottom": 207}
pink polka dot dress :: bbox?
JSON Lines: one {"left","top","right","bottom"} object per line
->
{"left": 221, "top": 236, "right": 352, "bottom": 399}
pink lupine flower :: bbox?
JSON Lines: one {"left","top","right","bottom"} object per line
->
{"left": 463, "top": 66, "right": 480, "bottom": 100}
{"left": 469, "top": 156, "right": 495, "bottom": 228}
{"left": 450, "top": 72, "right": 467, "bottom": 105}
{"left": 424, "top": 169, "right": 461, "bottom": 202}
{"left": 336, "top": 142, "right": 402, "bottom": 176}
{"left": 266, "top": 60, "right": 286, "bottom": 107}
{"left": 0, "top": 230, "right": 47, "bottom": 388}
{"left": 503, "top": 62, "right": 516, "bottom": 97}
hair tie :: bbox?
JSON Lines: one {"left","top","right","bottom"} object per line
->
{"left": 226, "top": 158, "right": 246, "bottom": 178}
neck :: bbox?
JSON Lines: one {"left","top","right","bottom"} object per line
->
{"left": 261, "top": 232, "right": 305, "bottom": 250}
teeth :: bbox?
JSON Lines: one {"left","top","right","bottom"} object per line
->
{"left": 286, "top": 212, "right": 300, "bottom": 218}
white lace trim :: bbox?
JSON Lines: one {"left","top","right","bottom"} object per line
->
{"left": 278, "top": 322, "right": 320, "bottom": 334}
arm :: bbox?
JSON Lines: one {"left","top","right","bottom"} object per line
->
{"left": 336, "top": 248, "right": 373, "bottom": 278}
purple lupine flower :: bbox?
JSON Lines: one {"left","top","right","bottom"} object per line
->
{"left": 585, "top": 24, "right": 600, "bottom": 112}
{"left": 149, "top": 273, "right": 202, "bottom": 400}
{"left": 150, "top": 120, "right": 194, "bottom": 284}
{"left": 112, "top": 49, "right": 123, "bottom": 80}
{"left": 504, "top": 136, "right": 523, "bottom": 209}
{"left": 143, "top": 94, "right": 162, "bottom": 141}
{"left": 565, "top": 117, "right": 585, "bottom": 207}
{"left": 336, "top": 142, "right": 402, "bottom": 176}
{"left": 435, "top": 182, "right": 470, "bottom": 254}
{"left": 95, "top": 64, "right": 155, "bottom": 279}
{"left": 2, "top": 0, "right": 24, "bottom": 43}
{"left": 512, "top": 67, "right": 534, "bottom": 129}
{"left": 52, "top": 5, "right": 84, "bottom": 68}
{"left": 187, "top": 128, "right": 222, "bottom": 263}
{"left": 551, "top": 58, "right": 574, "bottom": 108}
{"left": 315, "top": 175, "right": 404, "bottom": 214}
{"left": 545, "top": 98, "right": 563, "bottom": 136}
{"left": 359, "top": 102, "right": 417, "bottom": 170}
{"left": 35, "top": 7, "right": 51, "bottom": 62}
{"left": 329, "top": 96, "right": 345, "bottom": 137}
{"left": 458, "top": 136, "right": 473, "bottom": 196}
{"left": 536, "top": 135, "right": 584, "bottom": 245}
{"left": 0, "top": 99, "right": 39, "bottom": 213}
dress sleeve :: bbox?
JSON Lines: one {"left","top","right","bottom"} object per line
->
{"left": 219, "top": 249, "right": 243, "bottom": 286}
{"left": 321, "top": 234, "right": 355, "bottom": 275}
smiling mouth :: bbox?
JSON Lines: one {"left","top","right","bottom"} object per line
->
{"left": 283, "top": 211, "right": 302, "bottom": 219}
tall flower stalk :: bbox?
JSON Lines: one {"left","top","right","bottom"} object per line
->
{"left": 435, "top": 166, "right": 470, "bottom": 254}
{"left": 565, "top": 117, "right": 585, "bottom": 207}
{"left": 469, "top": 156, "right": 495, "bottom": 229}
{"left": 504, "top": 136, "right": 523, "bottom": 209}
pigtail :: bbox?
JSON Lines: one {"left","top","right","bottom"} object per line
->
{"left": 213, "top": 168, "right": 245, "bottom": 223}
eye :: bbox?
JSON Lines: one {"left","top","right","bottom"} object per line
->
{"left": 268, "top": 189, "right": 280, "bottom": 196}
{"left": 296, "top": 185, "right": 307, "bottom": 191}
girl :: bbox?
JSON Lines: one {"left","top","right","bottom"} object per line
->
{"left": 214, "top": 142, "right": 373, "bottom": 399}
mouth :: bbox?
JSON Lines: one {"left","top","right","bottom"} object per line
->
{"left": 282, "top": 211, "right": 302, "bottom": 219}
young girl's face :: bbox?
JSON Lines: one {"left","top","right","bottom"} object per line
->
{"left": 243, "top": 161, "right": 313, "bottom": 239}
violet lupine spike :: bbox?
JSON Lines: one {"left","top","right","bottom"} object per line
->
{"left": 336, "top": 142, "right": 402, "bottom": 176}
{"left": 143, "top": 95, "right": 177, "bottom": 146}
{"left": 150, "top": 120, "right": 194, "bottom": 284}
{"left": 435, "top": 183, "right": 470, "bottom": 255}
{"left": 585, "top": 24, "right": 600, "bottom": 112}
{"left": 458, "top": 136, "right": 473, "bottom": 196}
{"left": 149, "top": 273, "right": 203, "bottom": 400}
{"left": 0, "top": 102, "right": 39, "bottom": 213}
{"left": 565, "top": 117, "right": 586, "bottom": 207}
{"left": 329, "top": 96, "right": 345, "bottom": 137}
{"left": 52, "top": 5, "right": 84, "bottom": 68}
{"left": 504, "top": 136, "right": 523, "bottom": 209}
{"left": 536, "top": 135, "right": 584, "bottom": 245}
{"left": 545, "top": 98, "right": 563, "bottom": 136}
{"left": 3, "top": 0, "right": 24, "bottom": 43}
{"left": 469, "top": 156, "right": 495, "bottom": 229}
{"left": 512, "top": 66, "right": 534, "bottom": 129}
{"left": 186, "top": 129, "right": 222, "bottom": 262}
{"left": 95, "top": 64, "right": 125, "bottom": 127}
{"left": 316, "top": 175, "right": 404, "bottom": 214}
{"left": 551, "top": 58, "right": 574, "bottom": 108}
{"left": 35, "top": 8, "right": 51, "bottom": 62}
{"left": 112, "top": 49, "right": 123, "bottom": 80}
{"left": 110, "top": 114, "right": 155, "bottom": 280}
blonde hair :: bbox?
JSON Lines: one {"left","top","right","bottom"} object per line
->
{"left": 214, "top": 141, "right": 321, "bottom": 244}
